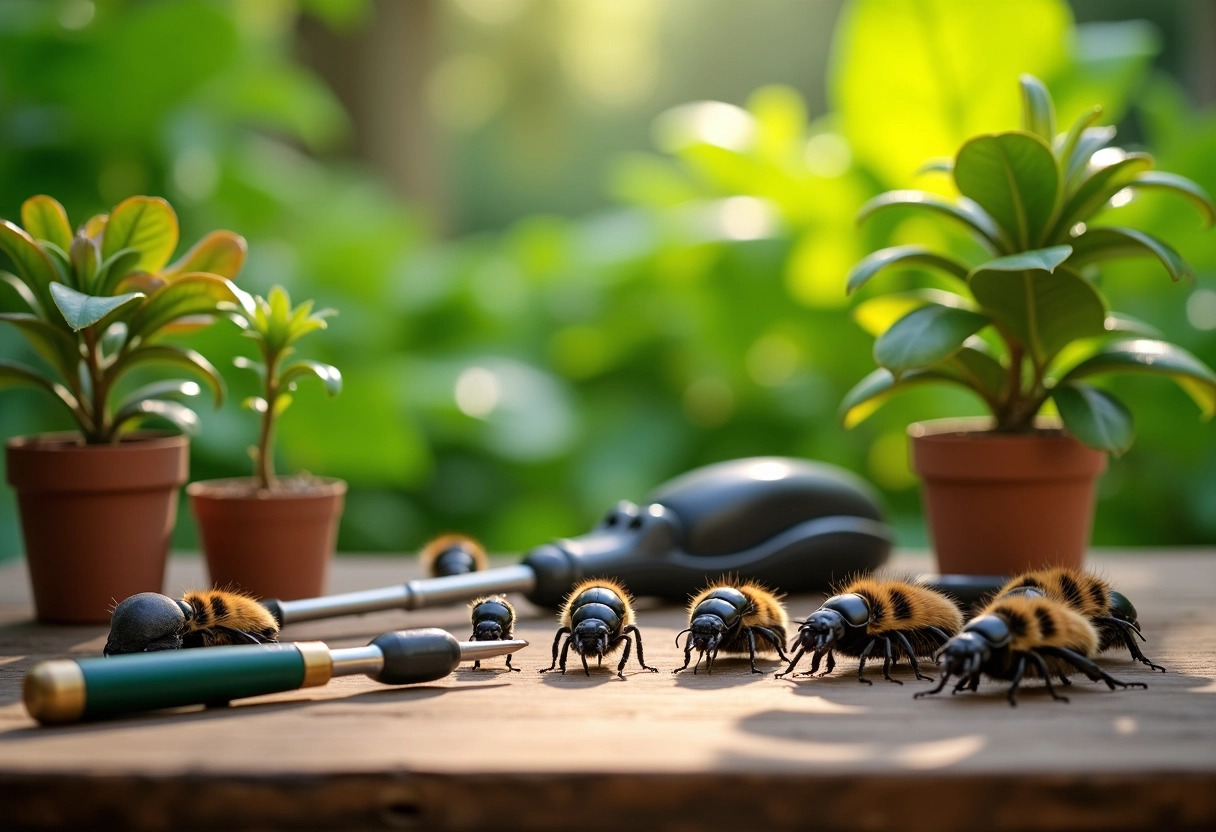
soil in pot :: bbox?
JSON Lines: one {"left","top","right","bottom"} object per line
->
{"left": 188, "top": 475, "right": 345, "bottom": 601}
{"left": 909, "top": 419, "right": 1106, "bottom": 576}
{"left": 6, "top": 432, "right": 189, "bottom": 624}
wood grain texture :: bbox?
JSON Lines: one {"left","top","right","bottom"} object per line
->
{"left": 1, "top": 551, "right": 1214, "bottom": 831}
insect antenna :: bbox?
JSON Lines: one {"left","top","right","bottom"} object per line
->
{"left": 674, "top": 628, "right": 692, "bottom": 648}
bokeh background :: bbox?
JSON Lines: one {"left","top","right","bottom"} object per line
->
{"left": 2, "top": 0, "right": 1215, "bottom": 562}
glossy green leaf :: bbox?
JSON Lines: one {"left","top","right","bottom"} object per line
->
{"left": 69, "top": 233, "right": 100, "bottom": 289}
{"left": 163, "top": 230, "right": 248, "bottom": 280}
{"left": 106, "top": 344, "right": 225, "bottom": 406}
{"left": 113, "top": 380, "right": 204, "bottom": 428}
{"left": 125, "top": 273, "right": 240, "bottom": 341}
{"left": 1, "top": 270, "right": 43, "bottom": 315}
{"left": 281, "top": 360, "right": 343, "bottom": 396}
{"left": 49, "top": 283, "right": 144, "bottom": 332}
{"left": 1052, "top": 152, "right": 1153, "bottom": 238}
{"left": 1067, "top": 227, "right": 1188, "bottom": 282}
{"left": 954, "top": 132, "right": 1059, "bottom": 249}
{"left": 851, "top": 289, "right": 974, "bottom": 337}
{"left": 874, "top": 304, "right": 989, "bottom": 373}
{"left": 970, "top": 261, "right": 1106, "bottom": 362}
{"left": 1103, "top": 312, "right": 1161, "bottom": 339}
{"left": 1055, "top": 106, "right": 1102, "bottom": 169}
{"left": 1051, "top": 382, "right": 1133, "bottom": 454}
{"left": 1063, "top": 125, "right": 1115, "bottom": 187}
{"left": 846, "top": 245, "right": 969, "bottom": 295}
{"left": 0, "top": 313, "right": 80, "bottom": 383}
{"left": 1127, "top": 171, "right": 1215, "bottom": 227}
{"left": 0, "top": 359, "right": 80, "bottom": 416}
{"left": 949, "top": 343, "right": 1007, "bottom": 402}
{"left": 21, "top": 195, "right": 73, "bottom": 252}
{"left": 840, "top": 366, "right": 978, "bottom": 428}
{"left": 0, "top": 220, "right": 59, "bottom": 318}
{"left": 857, "top": 191, "right": 1009, "bottom": 253}
{"left": 968, "top": 245, "right": 1072, "bottom": 275}
{"left": 113, "top": 399, "right": 199, "bottom": 435}
{"left": 1059, "top": 339, "right": 1216, "bottom": 418}
{"left": 100, "top": 196, "right": 179, "bottom": 273}
{"left": 96, "top": 248, "right": 144, "bottom": 296}
{"left": 1019, "top": 75, "right": 1055, "bottom": 141}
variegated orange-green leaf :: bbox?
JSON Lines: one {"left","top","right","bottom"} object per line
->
{"left": 100, "top": 196, "right": 179, "bottom": 273}
{"left": 21, "top": 195, "right": 73, "bottom": 251}
{"left": 163, "top": 230, "right": 248, "bottom": 280}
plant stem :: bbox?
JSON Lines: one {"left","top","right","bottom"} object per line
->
{"left": 255, "top": 343, "right": 280, "bottom": 491}
{"left": 82, "top": 327, "right": 109, "bottom": 443}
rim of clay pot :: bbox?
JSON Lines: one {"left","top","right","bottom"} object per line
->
{"left": 187, "top": 476, "right": 347, "bottom": 502}
{"left": 908, "top": 416, "right": 1106, "bottom": 481}
{"left": 906, "top": 415, "right": 1069, "bottom": 439}
{"left": 6, "top": 430, "right": 189, "bottom": 492}
{"left": 6, "top": 429, "right": 187, "bottom": 452}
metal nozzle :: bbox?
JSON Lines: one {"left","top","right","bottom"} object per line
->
{"left": 458, "top": 639, "right": 528, "bottom": 662}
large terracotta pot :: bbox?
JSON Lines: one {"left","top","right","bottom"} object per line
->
{"left": 908, "top": 418, "right": 1107, "bottom": 576}
{"left": 6, "top": 432, "right": 188, "bottom": 624}
{"left": 187, "top": 477, "right": 346, "bottom": 600}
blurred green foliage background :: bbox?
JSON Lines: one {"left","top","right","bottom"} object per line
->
{"left": 2, "top": 0, "right": 1214, "bottom": 561}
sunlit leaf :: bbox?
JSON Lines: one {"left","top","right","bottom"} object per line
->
{"left": 281, "top": 360, "right": 342, "bottom": 396}
{"left": 113, "top": 380, "right": 204, "bottom": 428}
{"left": 100, "top": 196, "right": 180, "bottom": 273}
{"left": 857, "top": 191, "right": 1009, "bottom": 253}
{"left": 21, "top": 195, "right": 73, "bottom": 252}
{"left": 840, "top": 366, "right": 980, "bottom": 428}
{"left": 1051, "top": 382, "right": 1133, "bottom": 454}
{"left": 114, "top": 399, "right": 199, "bottom": 435}
{"left": 106, "top": 344, "right": 225, "bottom": 406}
{"left": 846, "top": 245, "right": 969, "bottom": 295}
{"left": 1019, "top": 75, "right": 1055, "bottom": 141}
{"left": 1059, "top": 339, "right": 1216, "bottom": 418}
{"left": 874, "top": 304, "right": 989, "bottom": 373}
{"left": 1062, "top": 125, "right": 1115, "bottom": 187}
{"left": 851, "top": 289, "right": 975, "bottom": 337}
{"left": 1068, "top": 227, "right": 1188, "bottom": 282}
{"left": 1052, "top": 152, "right": 1153, "bottom": 238}
{"left": 49, "top": 283, "right": 144, "bottom": 332}
{"left": 969, "top": 261, "right": 1106, "bottom": 363}
{"left": 0, "top": 313, "right": 80, "bottom": 383}
{"left": 0, "top": 220, "right": 59, "bottom": 319}
{"left": 124, "top": 273, "right": 240, "bottom": 341}
{"left": 0, "top": 359, "right": 80, "bottom": 416}
{"left": 954, "top": 132, "right": 1059, "bottom": 249}
{"left": 163, "top": 230, "right": 248, "bottom": 279}
{"left": 1055, "top": 106, "right": 1103, "bottom": 171}
{"left": 1126, "top": 171, "right": 1215, "bottom": 228}
{"left": 95, "top": 248, "right": 144, "bottom": 296}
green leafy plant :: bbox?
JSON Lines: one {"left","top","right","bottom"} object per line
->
{"left": 0, "top": 195, "right": 245, "bottom": 443}
{"left": 234, "top": 285, "right": 342, "bottom": 490}
{"left": 841, "top": 76, "right": 1216, "bottom": 454}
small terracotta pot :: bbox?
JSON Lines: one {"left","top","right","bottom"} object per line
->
{"left": 188, "top": 477, "right": 346, "bottom": 600}
{"left": 908, "top": 418, "right": 1106, "bottom": 576}
{"left": 6, "top": 432, "right": 188, "bottom": 624}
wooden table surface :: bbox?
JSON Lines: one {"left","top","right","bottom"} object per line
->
{"left": 1, "top": 551, "right": 1214, "bottom": 832}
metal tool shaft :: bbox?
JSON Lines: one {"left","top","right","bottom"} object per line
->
{"left": 270, "top": 565, "right": 537, "bottom": 625}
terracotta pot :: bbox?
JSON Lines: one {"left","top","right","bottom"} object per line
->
{"left": 6, "top": 432, "right": 188, "bottom": 624}
{"left": 908, "top": 418, "right": 1107, "bottom": 576}
{"left": 188, "top": 477, "right": 346, "bottom": 600}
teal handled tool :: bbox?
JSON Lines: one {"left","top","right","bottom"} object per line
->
{"left": 24, "top": 628, "right": 526, "bottom": 725}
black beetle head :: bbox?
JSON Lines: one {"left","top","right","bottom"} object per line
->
{"left": 104, "top": 592, "right": 192, "bottom": 656}
{"left": 573, "top": 619, "right": 612, "bottom": 657}
{"left": 687, "top": 614, "right": 726, "bottom": 654}
{"left": 1108, "top": 590, "right": 1138, "bottom": 627}
{"left": 937, "top": 631, "right": 991, "bottom": 679}
{"left": 473, "top": 620, "right": 505, "bottom": 641}
{"left": 797, "top": 599, "right": 861, "bottom": 653}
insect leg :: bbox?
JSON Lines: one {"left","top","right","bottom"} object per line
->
{"left": 1005, "top": 655, "right": 1031, "bottom": 707}
{"left": 1101, "top": 618, "right": 1166, "bottom": 672}
{"left": 746, "top": 629, "right": 762, "bottom": 674}
{"left": 892, "top": 631, "right": 932, "bottom": 682}
{"left": 622, "top": 625, "right": 659, "bottom": 672}
{"left": 751, "top": 626, "right": 790, "bottom": 661}
{"left": 775, "top": 647, "right": 805, "bottom": 679}
{"left": 1037, "top": 646, "right": 1148, "bottom": 691}
{"left": 855, "top": 638, "right": 878, "bottom": 685}
{"left": 879, "top": 637, "right": 903, "bottom": 685}
{"left": 923, "top": 626, "right": 952, "bottom": 646}
{"left": 1027, "top": 650, "right": 1069, "bottom": 703}
{"left": 539, "top": 627, "right": 571, "bottom": 673}
{"left": 672, "top": 637, "right": 696, "bottom": 674}
{"left": 820, "top": 650, "right": 835, "bottom": 677}
{"left": 473, "top": 660, "right": 482, "bottom": 670}
{"left": 612, "top": 634, "right": 631, "bottom": 679}
{"left": 913, "top": 670, "right": 952, "bottom": 699}
{"left": 505, "top": 654, "right": 521, "bottom": 672}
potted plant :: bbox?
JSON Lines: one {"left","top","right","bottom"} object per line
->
{"left": 0, "top": 194, "right": 245, "bottom": 622}
{"left": 188, "top": 285, "right": 344, "bottom": 600}
{"left": 841, "top": 76, "right": 1216, "bottom": 575}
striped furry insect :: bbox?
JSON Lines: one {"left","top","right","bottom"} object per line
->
{"left": 104, "top": 589, "right": 280, "bottom": 656}
{"left": 776, "top": 577, "right": 964, "bottom": 684}
{"left": 996, "top": 567, "right": 1164, "bottom": 672}
{"left": 469, "top": 595, "right": 521, "bottom": 671}
{"left": 420, "top": 534, "right": 489, "bottom": 578}
{"left": 539, "top": 578, "right": 658, "bottom": 679}
{"left": 915, "top": 594, "right": 1149, "bottom": 706}
{"left": 673, "top": 580, "right": 789, "bottom": 674}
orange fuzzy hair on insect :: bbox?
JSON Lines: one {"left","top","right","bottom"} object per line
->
{"left": 980, "top": 595, "right": 1099, "bottom": 658}
{"left": 686, "top": 580, "right": 789, "bottom": 653}
{"left": 834, "top": 576, "right": 964, "bottom": 637}
{"left": 181, "top": 588, "right": 280, "bottom": 647}
{"left": 418, "top": 534, "right": 488, "bottom": 573}
{"left": 997, "top": 567, "right": 1112, "bottom": 619}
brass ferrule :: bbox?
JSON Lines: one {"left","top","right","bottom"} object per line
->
{"left": 296, "top": 641, "right": 334, "bottom": 688}
{"left": 24, "top": 660, "right": 86, "bottom": 725}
